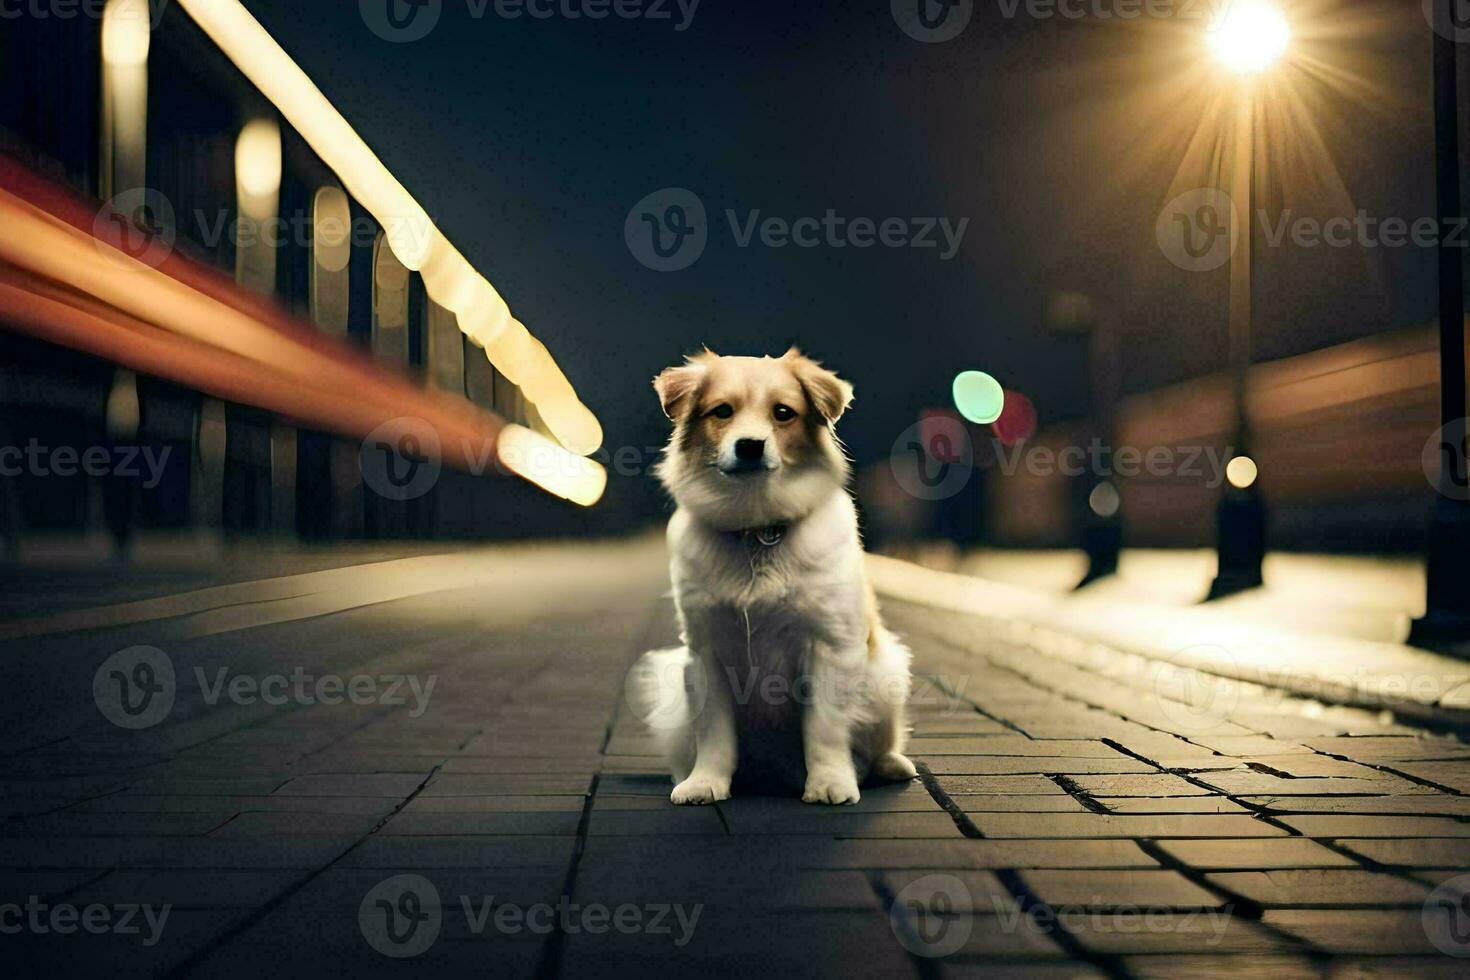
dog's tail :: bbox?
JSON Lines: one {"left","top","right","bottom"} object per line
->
{"left": 624, "top": 647, "right": 698, "bottom": 783}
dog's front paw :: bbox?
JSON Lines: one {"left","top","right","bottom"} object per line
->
{"left": 873, "top": 752, "right": 919, "bottom": 782}
{"left": 671, "top": 774, "right": 731, "bottom": 805}
{"left": 802, "top": 769, "right": 860, "bottom": 805}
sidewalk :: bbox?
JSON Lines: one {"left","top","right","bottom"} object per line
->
{"left": 1, "top": 540, "right": 1467, "bottom": 977}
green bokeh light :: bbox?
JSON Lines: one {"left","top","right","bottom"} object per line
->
{"left": 952, "top": 371, "right": 1005, "bottom": 424}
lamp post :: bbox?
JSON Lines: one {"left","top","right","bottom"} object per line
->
{"left": 1410, "top": 5, "right": 1470, "bottom": 649}
{"left": 1203, "top": 0, "right": 1290, "bottom": 600}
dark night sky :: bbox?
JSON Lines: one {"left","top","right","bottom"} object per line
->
{"left": 237, "top": 0, "right": 1459, "bottom": 523}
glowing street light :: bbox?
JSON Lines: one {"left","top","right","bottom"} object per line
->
{"left": 1203, "top": 0, "right": 1289, "bottom": 599}
{"left": 1206, "top": 0, "right": 1290, "bottom": 77}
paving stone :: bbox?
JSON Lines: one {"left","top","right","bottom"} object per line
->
{"left": 1302, "top": 737, "right": 1470, "bottom": 761}
{"left": 339, "top": 835, "right": 575, "bottom": 869}
{"left": 1205, "top": 870, "right": 1432, "bottom": 907}
{"left": 0, "top": 836, "right": 358, "bottom": 870}
{"left": 270, "top": 772, "right": 431, "bottom": 797}
{"left": 1386, "top": 760, "right": 1470, "bottom": 792}
{"left": 1119, "top": 953, "right": 1322, "bottom": 978}
{"left": 721, "top": 811, "right": 961, "bottom": 838}
{"left": 907, "top": 737, "right": 1130, "bottom": 758}
{"left": 973, "top": 813, "right": 1286, "bottom": 839}
{"left": 1021, "top": 870, "right": 1222, "bottom": 909}
{"left": 437, "top": 757, "right": 601, "bottom": 773}
{"left": 881, "top": 869, "right": 1017, "bottom": 911}
{"left": 558, "top": 910, "right": 917, "bottom": 978}
{"left": 1103, "top": 797, "right": 1251, "bottom": 814}
{"left": 2, "top": 811, "right": 234, "bottom": 837}
{"left": 1263, "top": 909, "right": 1446, "bottom": 955}
{"left": 210, "top": 810, "right": 384, "bottom": 837}
{"left": 1335, "top": 838, "right": 1470, "bottom": 868}
{"left": 941, "top": 960, "right": 1108, "bottom": 979}
{"left": 1278, "top": 815, "right": 1470, "bottom": 839}
{"left": 921, "top": 756, "right": 1155, "bottom": 775}
{"left": 1238, "top": 757, "right": 1387, "bottom": 779}
{"left": 587, "top": 809, "right": 728, "bottom": 836}
{"left": 1186, "top": 736, "right": 1315, "bottom": 757}
{"left": 1064, "top": 909, "right": 1287, "bottom": 955}
{"left": 1242, "top": 794, "right": 1470, "bottom": 815}
{"left": 419, "top": 774, "right": 593, "bottom": 796}
{"left": 380, "top": 811, "right": 583, "bottom": 836}
{"left": 64, "top": 794, "right": 400, "bottom": 815}
{"left": 1065, "top": 773, "right": 1214, "bottom": 797}
{"left": 1154, "top": 839, "right": 1357, "bottom": 869}
{"left": 65, "top": 869, "right": 301, "bottom": 908}
{"left": 954, "top": 795, "right": 1091, "bottom": 813}
{"left": 401, "top": 794, "right": 587, "bottom": 813}
{"left": 935, "top": 775, "right": 1069, "bottom": 795}
{"left": 1195, "top": 771, "right": 1434, "bottom": 796}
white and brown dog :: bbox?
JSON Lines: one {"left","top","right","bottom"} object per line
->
{"left": 629, "top": 348, "right": 916, "bottom": 805}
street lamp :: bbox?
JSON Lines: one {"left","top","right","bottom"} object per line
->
{"left": 1410, "top": 3, "right": 1470, "bottom": 649}
{"left": 1204, "top": 0, "right": 1290, "bottom": 600}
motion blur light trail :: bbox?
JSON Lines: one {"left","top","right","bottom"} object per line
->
{"left": 174, "top": 0, "right": 602, "bottom": 455}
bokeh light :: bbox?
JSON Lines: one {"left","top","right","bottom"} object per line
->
{"left": 992, "top": 390, "right": 1037, "bottom": 446}
{"left": 952, "top": 370, "right": 1005, "bottom": 425}
{"left": 1226, "top": 455, "right": 1260, "bottom": 489}
{"left": 1088, "top": 481, "right": 1121, "bottom": 519}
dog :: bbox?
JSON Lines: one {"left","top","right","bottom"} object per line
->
{"left": 628, "top": 348, "right": 917, "bottom": 805}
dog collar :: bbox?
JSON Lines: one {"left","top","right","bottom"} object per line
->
{"left": 738, "top": 524, "right": 787, "bottom": 550}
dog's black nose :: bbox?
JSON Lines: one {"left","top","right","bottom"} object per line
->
{"left": 734, "top": 438, "right": 765, "bottom": 462}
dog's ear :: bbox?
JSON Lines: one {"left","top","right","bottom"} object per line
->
{"left": 783, "top": 347, "right": 853, "bottom": 423}
{"left": 652, "top": 352, "right": 714, "bottom": 420}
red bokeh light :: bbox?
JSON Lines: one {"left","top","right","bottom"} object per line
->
{"left": 992, "top": 390, "right": 1037, "bottom": 446}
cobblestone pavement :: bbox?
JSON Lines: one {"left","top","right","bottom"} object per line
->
{"left": 2, "top": 541, "right": 1469, "bottom": 978}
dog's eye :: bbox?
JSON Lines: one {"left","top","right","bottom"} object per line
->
{"left": 773, "top": 404, "right": 797, "bottom": 422}
{"left": 708, "top": 404, "right": 734, "bottom": 420}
